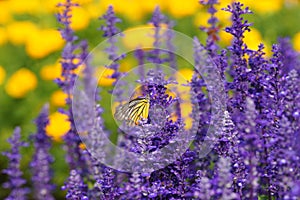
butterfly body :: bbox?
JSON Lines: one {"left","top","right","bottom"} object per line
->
{"left": 115, "top": 95, "right": 150, "bottom": 126}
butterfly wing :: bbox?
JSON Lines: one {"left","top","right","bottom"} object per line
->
{"left": 114, "top": 96, "right": 150, "bottom": 126}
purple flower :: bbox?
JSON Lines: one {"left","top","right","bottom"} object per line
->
{"left": 2, "top": 2, "right": 299, "bottom": 200}
{"left": 194, "top": 170, "right": 213, "bottom": 199}
{"left": 135, "top": 49, "right": 145, "bottom": 80}
{"left": 190, "top": 37, "right": 211, "bottom": 149}
{"left": 99, "top": 5, "right": 121, "bottom": 38}
{"left": 56, "top": 0, "right": 87, "bottom": 175}
{"left": 200, "top": 0, "right": 220, "bottom": 53}
{"left": 99, "top": 5, "right": 123, "bottom": 80}
{"left": 56, "top": 0, "right": 78, "bottom": 43}
{"left": 30, "top": 104, "right": 55, "bottom": 200}
{"left": 238, "top": 98, "right": 262, "bottom": 199}
{"left": 147, "top": 6, "right": 168, "bottom": 65}
{"left": 223, "top": 2, "right": 253, "bottom": 124}
{"left": 165, "top": 20, "right": 177, "bottom": 69}
{"left": 2, "top": 127, "right": 29, "bottom": 200}
{"left": 278, "top": 37, "right": 300, "bottom": 74}
{"left": 96, "top": 167, "right": 119, "bottom": 200}
{"left": 62, "top": 169, "right": 88, "bottom": 200}
{"left": 213, "top": 157, "right": 239, "bottom": 200}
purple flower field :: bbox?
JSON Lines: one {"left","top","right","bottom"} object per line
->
{"left": 1, "top": 0, "right": 300, "bottom": 199}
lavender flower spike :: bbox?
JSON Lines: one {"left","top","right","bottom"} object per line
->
{"left": 2, "top": 127, "right": 29, "bottom": 200}
{"left": 30, "top": 104, "right": 55, "bottom": 200}
{"left": 99, "top": 5, "right": 123, "bottom": 80}
{"left": 62, "top": 169, "right": 89, "bottom": 200}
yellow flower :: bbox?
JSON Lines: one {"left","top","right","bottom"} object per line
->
{"left": 46, "top": 112, "right": 70, "bottom": 141}
{"left": 26, "top": 29, "right": 64, "bottom": 59}
{"left": 175, "top": 68, "right": 194, "bottom": 129}
{"left": 215, "top": 9, "right": 231, "bottom": 27}
{"left": 122, "top": 25, "right": 155, "bottom": 49}
{"left": 240, "top": 0, "right": 283, "bottom": 13}
{"left": 122, "top": 24, "right": 168, "bottom": 49}
{"left": 243, "top": 28, "right": 262, "bottom": 50}
{"left": 51, "top": 90, "right": 67, "bottom": 107}
{"left": 119, "top": 57, "right": 136, "bottom": 72}
{"left": 70, "top": 7, "right": 91, "bottom": 31}
{"left": 100, "top": 0, "right": 144, "bottom": 21}
{"left": 165, "top": 0, "right": 199, "bottom": 17}
{"left": 40, "top": 62, "right": 62, "bottom": 80}
{"left": 0, "top": 66, "right": 6, "bottom": 85}
{"left": 177, "top": 68, "right": 193, "bottom": 82}
{"left": 176, "top": 68, "right": 193, "bottom": 101}
{"left": 194, "top": 12, "right": 210, "bottom": 27}
{"left": 119, "top": 0, "right": 145, "bottom": 21}
{"left": 180, "top": 102, "right": 193, "bottom": 130}
{"left": 0, "top": 27, "right": 7, "bottom": 45}
{"left": 219, "top": 30, "right": 233, "bottom": 46}
{"left": 76, "top": 0, "right": 93, "bottom": 4}
{"left": 42, "top": 0, "right": 61, "bottom": 12}
{"left": 6, "top": 21, "right": 38, "bottom": 45}
{"left": 293, "top": 32, "right": 300, "bottom": 51}
{"left": 96, "top": 67, "right": 116, "bottom": 86}
{"left": 86, "top": 2, "right": 106, "bottom": 19}
{"left": 139, "top": 0, "right": 166, "bottom": 13}
{"left": 7, "top": 0, "right": 40, "bottom": 14}
{"left": 5, "top": 68, "right": 37, "bottom": 98}
{"left": 0, "top": 1, "right": 12, "bottom": 24}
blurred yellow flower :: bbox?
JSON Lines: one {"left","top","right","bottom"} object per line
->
{"left": 0, "top": 27, "right": 7, "bottom": 45}
{"left": 139, "top": 0, "right": 166, "bottom": 13}
{"left": 0, "top": 66, "right": 6, "bottom": 85}
{"left": 119, "top": 58, "right": 135, "bottom": 72}
{"left": 293, "top": 32, "right": 300, "bottom": 51}
{"left": 118, "top": 0, "right": 145, "bottom": 21}
{"left": 26, "top": 29, "right": 64, "bottom": 59}
{"left": 176, "top": 68, "right": 193, "bottom": 130}
{"left": 177, "top": 68, "right": 193, "bottom": 82}
{"left": 70, "top": 7, "right": 91, "bottom": 31}
{"left": 100, "top": 0, "right": 144, "bottom": 21}
{"left": 176, "top": 68, "right": 192, "bottom": 101}
{"left": 40, "top": 62, "right": 62, "bottom": 80}
{"left": 122, "top": 24, "right": 167, "bottom": 49}
{"left": 240, "top": 0, "right": 283, "bottom": 13}
{"left": 6, "top": 21, "right": 38, "bottom": 45}
{"left": 216, "top": 0, "right": 233, "bottom": 9}
{"left": 194, "top": 12, "right": 210, "bottom": 27}
{"left": 5, "top": 68, "right": 37, "bottom": 98}
{"left": 77, "top": 0, "right": 93, "bottom": 4}
{"left": 243, "top": 28, "right": 262, "bottom": 50}
{"left": 43, "top": 0, "right": 61, "bottom": 12}
{"left": 181, "top": 102, "right": 193, "bottom": 130}
{"left": 219, "top": 30, "right": 233, "bottom": 46}
{"left": 0, "top": 1, "right": 12, "bottom": 24}
{"left": 96, "top": 67, "right": 116, "bottom": 86}
{"left": 86, "top": 2, "right": 106, "bottom": 19}
{"left": 51, "top": 90, "right": 67, "bottom": 107}
{"left": 46, "top": 112, "right": 70, "bottom": 141}
{"left": 215, "top": 9, "right": 231, "bottom": 27}
{"left": 8, "top": 0, "right": 40, "bottom": 14}
{"left": 165, "top": 0, "right": 199, "bottom": 17}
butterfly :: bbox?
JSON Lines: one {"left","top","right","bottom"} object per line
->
{"left": 114, "top": 94, "right": 150, "bottom": 126}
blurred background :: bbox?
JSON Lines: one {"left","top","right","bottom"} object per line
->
{"left": 1, "top": 0, "right": 300, "bottom": 198}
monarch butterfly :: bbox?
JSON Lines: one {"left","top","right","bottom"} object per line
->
{"left": 114, "top": 95, "right": 150, "bottom": 126}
